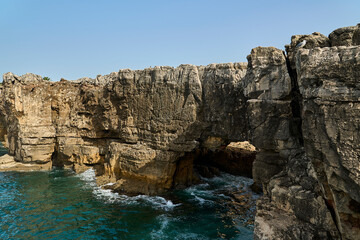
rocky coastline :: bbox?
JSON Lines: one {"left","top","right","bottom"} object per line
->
{"left": 1, "top": 24, "right": 360, "bottom": 239}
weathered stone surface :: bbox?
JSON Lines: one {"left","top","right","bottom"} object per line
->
{"left": 243, "top": 47, "right": 301, "bottom": 195}
{"left": 200, "top": 62, "right": 248, "bottom": 141}
{"left": 296, "top": 46, "right": 360, "bottom": 239}
{"left": 243, "top": 47, "right": 291, "bottom": 100}
{"left": 254, "top": 34, "right": 360, "bottom": 240}
{"left": 104, "top": 142, "right": 179, "bottom": 194}
{"left": 0, "top": 63, "right": 249, "bottom": 194}
{"left": 1, "top": 73, "right": 56, "bottom": 163}
{"left": 255, "top": 153, "right": 340, "bottom": 239}
{"left": 285, "top": 32, "right": 330, "bottom": 71}
{"left": 247, "top": 99, "right": 297, "bottom": 154}
{"left": 329, "top": 24, "right": 360, "bottom": 46}
{"left": 0, "top": 154, "right": 52, "bottom": 171}
{"left": 255, "top": 194, "right": 338, "bottom": 240}
{"left": 296, "top": 46, "right": 360, "bottom": 101}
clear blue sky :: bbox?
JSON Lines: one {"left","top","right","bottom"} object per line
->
{"left": 1, "top": 0, "right": 359, "bottom": 81}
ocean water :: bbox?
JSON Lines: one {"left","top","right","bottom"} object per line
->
{"left": 0, "top": 167, "right": 258, "bottom": 240}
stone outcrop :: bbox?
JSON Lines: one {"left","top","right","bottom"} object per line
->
{"left": 0, "top": 63, "right": 250, "bottom": 195}
{"left": 1, "top": 24, "right": 360, "bottom": 240}
{"left": 254, "top": 25, "right": 360, "bottom": 240}
{"left": 285, "top": 32, "right": 330, "bottom": 72}
{"left": 296, "top": 46, "right": 360, "bottom": 239}
{"left": 329, "top": 24, "right": 360, "bottom": 46}
{"left": 0, "top": 154, "right": 52, "bottom": 171}
{"left": 242, "top": 47, "right": 301, "bottom": 194}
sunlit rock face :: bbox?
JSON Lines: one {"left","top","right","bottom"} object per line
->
{"left": 254, "top": 25, "right": 360, "bottom": 240}
{"left": 329, "top": 24, "right": 360, "bottom": 47}
{"left": 1, "top": 24, "right": 360, "bottom": 240}
{"left": 0, "top": 63, "right": 249, "bottom": 195}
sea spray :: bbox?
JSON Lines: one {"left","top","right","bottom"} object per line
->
{"left": 77, "top": 168, "right": 181, "bottom": 210}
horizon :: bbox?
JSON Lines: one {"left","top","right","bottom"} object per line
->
{"left": 1, "top": 0, "right": 360, "bottom": 81}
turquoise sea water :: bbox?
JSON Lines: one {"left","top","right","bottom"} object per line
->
{"left": 0, "top": 163, "right": 258, "bottom": 239}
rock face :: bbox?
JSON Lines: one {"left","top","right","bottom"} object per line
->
{"left": 0, "top": 64, "right": 249, "bottom": 195}
{"left": 329, "top": 24, "right": 360, "bottom": 46}
{"left": 285, "top": 32, "right": 330, "bottom": 72}
{"left": 297, "top": 46, "right": 360, "bottom": 239}
{"left": 242, "top": 47, "right": 301, "bottom": 195}
{"left": 253, "top": 25, "right": 360, "bottom": 240}
{"left": 1, "top": 24, "right": 360, "bottom": 240}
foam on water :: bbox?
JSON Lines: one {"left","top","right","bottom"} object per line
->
{"left": 103, "top": 182, "right": 115, "bottom": 186}
{"left": 174, "top": 233, "right": 209, "bottom": 240}
{"left": 0, "top": 140, "right": 256, "bottom": 240}
{"left": 182, "top": 172, "right": 259, "bottom": 208}
{"left": 77, "top": 168, "right": 96, "bottom": 184}
{"left": 77, "top": 169, "right": 259, "bottom": 213}
{"left": 150, "top": 214, "right": 171, "bottom": 239}
{"left": 150, "top": 214, "right": 209, "bottom": 240}
{"left": 76, "top": 168, "right": 180, "bottom": 210}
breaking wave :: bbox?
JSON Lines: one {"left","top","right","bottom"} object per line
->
{"left": 76, "top": 168, "right": 180, "bottom": 211}
{"left": 0, "top": 167, "right": 257, "bottom": 239}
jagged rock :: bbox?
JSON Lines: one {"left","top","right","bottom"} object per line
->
{"left": 252, "top": 151, "right": 287, "bottom": 194}
{"left": 255, "top": 194, "right": 338, "bottom": 240}
{"left": 247, "top": 99, "right": 297, "bottom": 155}
{"left": 285, "top": 32, "right": 330, "bottom": 71}
{"left": 244, "top": 47, "right": 301, "bottom": 194}
{"left": 0, "top": 63, "right": 249, "bottom": 194}
{"left": 3, "top": 72, "right": 45, "bottom": 85}
{"left": 0, "top": 154, "right": 52, "bottom": 171}
{"left": 254, "top": 33, "right": 360, "bottom": 240}
{"left": 104, "top": 142, "right": 179, "bottom": 194}
{"left": 243, "top": 47, "right": 291, "bottom": 100}
{"left": 296, "top": 46, "right": 360, "bottom": 239}
{"left": 200, "top": 62, "right": 248, "bottom": 141}
{"left": 329, "top": 24, "right": 360, "bottom": 46}
{"left": 254, "top": 151, "right": 341, "bottom": 239}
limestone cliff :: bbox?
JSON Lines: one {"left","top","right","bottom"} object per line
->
{"left": 0, "top": 63, "right": 249, "bottom": 194}
{"left": 255, "top": 25, "right": 360, "bottom": 240}
{"left": 1, "top": 24, "right": 360, "bottom": 240}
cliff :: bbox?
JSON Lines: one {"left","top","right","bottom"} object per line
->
{"left": 1, "top": 24, "right": 360, "bottom": 239}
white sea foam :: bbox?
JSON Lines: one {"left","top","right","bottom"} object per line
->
{"left": 77, "top": 168, "right": 96, "bottom": 181}
{"left": 174, "top": 233, "right": 209, "bottom": 240}
{"left": 194, "top": 195, "right": 206, "bottom": 205}
{"left": 124, "top": 195, "right": 181, "bottom": 211}
{"left": 150, "top": 214, "right": 171, "bottom": 240}
{"left": 184, "top": 183, "right": 217, "bottom": 206}
{"left": 93, "top": 187, "right": 121, "bottom": 203}
{"left": 183, "top": 172, "right": 260, "bottom": 206}
{"left": 102, "top": 182, "right": 115, "bottom": 186}
{"left": 205, "top": 172, "right": 254, "bottom": 189}
{"left": 76, "top": 168, "right": 180, "bottom": 210}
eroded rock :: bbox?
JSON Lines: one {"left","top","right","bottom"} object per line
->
{"left": 0, "top": 24, "right": 360, "bottom": 240}
{"left": 329, "top": 24, "right": 360, "bottom": 46}
{"left": 0, "top": 63, "right": 250, "bottom": 195}
{"left": 285, "top": 32, "right": 330, "bottom": 72}
{"left": 296, "top": 46, "right": 360, "bottom": 239}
